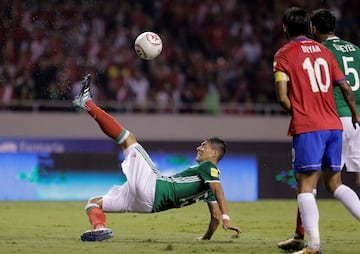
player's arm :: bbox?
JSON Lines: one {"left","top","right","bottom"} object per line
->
{"left": 337, "top": 80, "right": 360, "bottom": 128}
{"left": 196, "top": 202, "right": 221, "bottom": 240}
{"left": 274, "top": 71, "right": 292, "bottom": 114}
{"left": 208, "top": 182, "right": 241, "bottom": 235}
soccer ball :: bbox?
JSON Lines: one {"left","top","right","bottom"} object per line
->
{"left": 134, "top": 31, "right": 162, "bottom": 60}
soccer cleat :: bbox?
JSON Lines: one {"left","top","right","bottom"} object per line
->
{"left": 73, "top": 74, "right": 92, "bottom": 109}
{"left": 292, "top": 246, "right": 322, "bottom": 254}
{"left": 278, "top": 237, "right": 305, "bottom": 251}
{"left": 81, "top": 228, "right": 114, "bottom": 241}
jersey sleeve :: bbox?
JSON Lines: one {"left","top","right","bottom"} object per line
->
{"left": 198, "top": 161, "right": 220, "bottom": 183}
{"left": 273, "top": 49, "right": 288, "bottom": 73}
{"left": 206, "top": 190, "right": 217, "bottom": 202}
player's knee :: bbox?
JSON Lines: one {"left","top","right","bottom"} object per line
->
{"left": 127, "top": 132, "right": 137, "bottom": 142}
{"left": 322, "top": 171, "right": 342, "bottom": 194}
{"left": 120, "top": 132, "right": 137, "bottom": 150}
{"left": 324, "top": 180, "right": 341, "bottom": 194}
{"left": 87, "top": 196, "right": 103, "bottom": 208}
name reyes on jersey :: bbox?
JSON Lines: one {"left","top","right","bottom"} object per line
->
{"left": 333, "top": 43, "right": 356, "bottom": 53}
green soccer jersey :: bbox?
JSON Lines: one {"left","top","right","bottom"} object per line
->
{"left": 151, "top": 160, "right": 220, "bottom": 213}
{"left": 322, "top": 37, "right": 360, "bottom": 116}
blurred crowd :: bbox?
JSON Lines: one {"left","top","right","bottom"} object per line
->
{"left": 1, "top": 0, "right": 359, "bottom": 113}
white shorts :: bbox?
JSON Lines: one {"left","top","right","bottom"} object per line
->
{"left": 102, "top": 143, "right": 159, "bottom": 213}
{"left": 341, "top": 117, "right": 360, "bottom": 172}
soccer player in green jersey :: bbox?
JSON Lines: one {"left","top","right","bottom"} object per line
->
{"left": 73, "top": 74, "right": 240, "bottom": 242}
{"left": 313, "top": 9, "right": 360, "bottom": 191}
{"left": 278, "top": 8, "right": 360, "bottom": 253}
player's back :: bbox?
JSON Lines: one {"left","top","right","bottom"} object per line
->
{"left": 323, "top": 37, "right": 360, "bottom": 116}
{"left": 274, "top": 38, "right": 343, "bottom": 135}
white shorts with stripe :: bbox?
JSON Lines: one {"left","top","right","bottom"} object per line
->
{"left": 102, "top": 143, "right": 158, "bottom": 213}
{"left": 341, "top": 117, "right": 360, "bottom": 172}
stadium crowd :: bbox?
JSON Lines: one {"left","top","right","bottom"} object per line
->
{"left": 0, "top": 0, "right": 359, "bottom": 113}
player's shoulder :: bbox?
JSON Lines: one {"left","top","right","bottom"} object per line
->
{"left": 276, "top": 38, "right": 317, "bottom": 55}
{"left": 332, "top": 37, "right": 357, "bottom": 45}
{"left": 325, "top": 37, "right": 360, "bottom": 50}
{"left": 275, "top": 42, "right": 292, "bottom": 56}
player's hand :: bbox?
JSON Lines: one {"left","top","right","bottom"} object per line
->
{"left": 222, "top": 219, "right": 241, "bottom": 236}
{"left": 351, "top": 114, "right": 360, "bottom": 129}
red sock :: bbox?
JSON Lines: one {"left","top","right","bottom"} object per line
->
{"left": 295, "top": 207, "right": 304, "bottom": 238}
{"left": 85, "top": 100, "right": 129, "bottom": 143}
{"left": 86, "top": 205, "right": 106, "bottom": 229}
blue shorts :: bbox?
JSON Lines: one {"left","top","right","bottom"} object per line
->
{"left": 292, "top": 130, "right": 342, "bottom": 174}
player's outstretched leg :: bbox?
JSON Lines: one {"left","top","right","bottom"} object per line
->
{"left": 73, "top": 74, "right": 130, "bottom": 144}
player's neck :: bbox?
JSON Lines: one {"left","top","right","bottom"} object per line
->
{"left": 325, "top": 33, "right": 337, "bottom": 40}
{"left": 290, "top": 35, "right": 308, "bottom": 41}
{"left": 318, "top": 33, "right": 336, "bottom": 43}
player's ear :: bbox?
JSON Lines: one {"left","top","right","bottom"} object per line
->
{"left": 282, "top": 24, "right": 287, "bottom": 33}
{"left": 212, "top": 149, "right": 220, "bottom": 161}
{"left": 310, "top": 24, "right": 317, "bottom": 35}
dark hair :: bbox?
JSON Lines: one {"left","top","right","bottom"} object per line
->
{"left": 283, "top": 7, "right": 309, "bottom": 37}
{"left": 206, "top": 137, "right": 226, "bottom": 162}
{"left": 310, "top": 9, "right": 336, "bottom": 34}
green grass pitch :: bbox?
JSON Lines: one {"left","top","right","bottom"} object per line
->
{"left": 0, "top": 200, "right": 358, "bottom": 254}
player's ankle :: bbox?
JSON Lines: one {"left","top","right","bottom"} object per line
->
{"left": 294, "top": 232, "right": 304, "bottom": 240}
